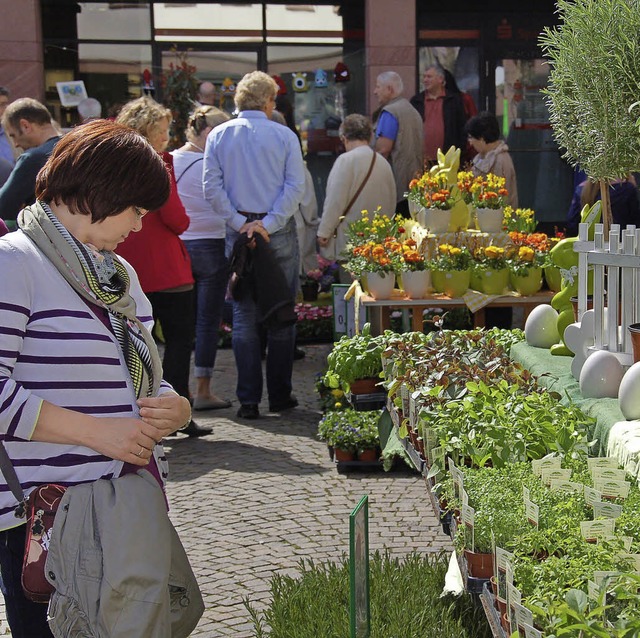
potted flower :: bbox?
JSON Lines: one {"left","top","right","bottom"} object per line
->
{"left": 427, "top": 243, "right": 472, "bottom": 298}
{"left": 470, "top": 173, "right": 509, "bottom": 233}
{"left": 317, "top": 409, "right": 381, "bottom": 461}
{"left": 507, "top": 232, "right": 551, "bottom": 295}
{"left": 397, "top": 236, "right": 430, "bottom": 299}
{"left": 300, "top": 268, "right": 323, "bottom": 301}
{"left": 414, "top": 172, "right": 460, "bottom": 234}
{"left": 503, "top": 206, "right": 537, "bottom": 234}
{"left": 471, "top": 244, "right": 510, "bottom": 295}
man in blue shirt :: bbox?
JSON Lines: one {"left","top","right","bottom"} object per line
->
{"left": 204, "top": 71, "right": 305, "bottom": 419}
{"left": 0, "top": 98, "right": 61, "bottom": 226}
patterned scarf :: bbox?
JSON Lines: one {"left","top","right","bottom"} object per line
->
{"left": 18, "top": 201, "right": 162, "bottom": 399}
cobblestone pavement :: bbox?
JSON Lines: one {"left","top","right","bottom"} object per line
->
{"left": 0, "top": 343, "right": 452, "bottom": 637}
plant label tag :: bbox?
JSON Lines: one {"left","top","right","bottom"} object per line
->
{"left": 591, "top": 467, "right": 626, "bottom": 482}
{"left": 506, "top": 581, "right": 521, "bottom": 606}
{"left": 594, "top": 571, "right": 620, "bottom": 586}
{"left": 525, "top": 499, "right": 539, "bottom": 527}
{"left": 587, "top": 457, "right": 619, "bottom": 470}
{"left": 400, "top": 383, "right": 410, "bottom": 416}
{"left": 522, "top": 486, "right": 530, "bottom": 502}
{"left": 621, "top": 554, "right": 640, "bottom": 571}
{"left": 512, "top": 601, "right": 534, "bottom": 634}
{"left": 532, "top": 456, "right": 561, "bottom": 477}
{"left": 522, "top": 623, "right": 543, "bottom": 638}
{"left": 580, "top": 519, "right": 615, "bottom": 542}
{"left": 619, "top": 536, "right": 634, "bottom": 552}
{"left": 423, "top": 427, "right": 437, "bottom": 458}
{"left": 461, "top": 488, "right": 468, "bottom": 508}
{"left": 592, "top": 501, "right": 623, "bottom": 519}
{"left": 593, "top": 478, "right": 630, "bottom": 499}
{"left": 541, "top": 468, "right": 571, "bottom": 486}
{"left": 549, "top": 479, "right": 583, "bottom": 493}
{"left": 462, "top": 504, "right": 474, "bottom": 551}
{"left": 584, "top": 485, "right": 602, "bottom": 507}
{"left": 587, "top": 579, "right": 599, "bottom": 601}
{"left": 495, "top": 547, "right": 514, "bottom": 576}
{"left": 431, "top": 446, "right": 445, "bottom": 468}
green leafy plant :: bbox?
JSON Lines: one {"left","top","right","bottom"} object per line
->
{"left": 324, "top": 323, "right": 390, "bottom": 392}
{"left": 245, "top": 551, "right": 492, "bottom": 638}
{"left": 317, "top": 409, "right": 381, "bottom": 453}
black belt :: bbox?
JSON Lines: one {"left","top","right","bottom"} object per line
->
{"left": 238, "top": 211, "right": 267, "bottom": 222}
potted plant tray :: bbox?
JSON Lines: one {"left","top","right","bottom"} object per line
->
{"left": 327, "top": 445, "right": 383, "bottom": 473}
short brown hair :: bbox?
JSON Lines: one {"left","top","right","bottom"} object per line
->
{"left": 36, "top": 119, "right": 170, "bottom": 222}
{"left": 2, "top": 97, "right": 52, "bottom": 130}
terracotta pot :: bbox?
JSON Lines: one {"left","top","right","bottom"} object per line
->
{"left": 349, "top": 377, "right": 380, "bottom": 395}
{"left": 490, "top": 575, "right": 498, "bottom": 597}
{"left": 334, "top": 448, "right": 355, "bottom": 462}
{"left": 496, "top": 597, "right": 507, "bottom": 618}
{"left": 463, "top": 548, "right": 494, "bottom": 579}
{"left": 501, "top": 612, "right": 511, "bottom": 634}
{"left": 628, "top": 324, "right": 640, "bottom": 363}
{"left": 357, "top": 448, "right": 379, "bottom": 462}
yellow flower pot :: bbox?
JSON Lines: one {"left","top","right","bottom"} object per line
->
{"left": 510, "top": 267, "right": 543, "bottom": 296}
{"left": 544, "top": 265, "right": 563, "bottom": 292}
{"left": 431, "top": 269, "right": 471, "bottom": 298}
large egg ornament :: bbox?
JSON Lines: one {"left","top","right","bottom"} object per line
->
{"left": 618, "top": 361, "right": 640, "bottom": 420}
{"left": 579, "top": 350, "right": 624, "bottom": 398}
{"left": 524, "top": 305, "right": 560, "bottom": 348}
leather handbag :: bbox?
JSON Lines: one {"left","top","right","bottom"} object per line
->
{"left": 0, "top": 443, "right": 65, "bottom": 603}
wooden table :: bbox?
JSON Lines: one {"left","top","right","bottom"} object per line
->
{"left": 359, "top": 290, "right": 555, "bottom": 334}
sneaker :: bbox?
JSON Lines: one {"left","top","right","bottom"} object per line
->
{"left": 293, "top": 346, "right": 306, "bottom": 360}
{"left": 237, "top": 404, "right": 260, "bottom": 419}
{"left": 268, "top": 394, "right": 299, "bottom": 413}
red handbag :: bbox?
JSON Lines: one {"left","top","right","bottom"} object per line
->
{"left": 20, "top": 484, "right": 66, "bottom": 603}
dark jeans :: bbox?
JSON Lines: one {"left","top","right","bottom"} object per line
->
{"left": 226, "top": 219, "right": 299, "bottom": 406}
{"left": 147, "top": 289, "right": 195, "bottom": 399}
{"left": 0, "top": 525, "right": 53, "bottom": 637}
{"left": 184, "top": 239, "right": 229, "bottom": 378}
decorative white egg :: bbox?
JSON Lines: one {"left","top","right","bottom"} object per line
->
{"left": 618, "top": 361, "right": 640, "bottom": 420}
{"left": 524, "top": 304, "right": 560, "bottom": 348}
{"left": 579, "top": 350, "right": 624, "bottom": 398}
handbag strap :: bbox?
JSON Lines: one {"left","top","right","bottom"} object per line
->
{"left": 0, "top": 443, "right": 25, "bottom": 503}
{"left": 175, "top": 157, "right": 204, "bottom": 185}
{"left": 333, "top": 149, "right": 377, "bottom": 236}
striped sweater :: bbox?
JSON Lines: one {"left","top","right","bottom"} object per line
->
{"left": 0, "top": 230, "right": 172, "bottom": 531}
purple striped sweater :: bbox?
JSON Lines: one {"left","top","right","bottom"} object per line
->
{"left": 0, "top": 231, "right": 172, "bottom": 530}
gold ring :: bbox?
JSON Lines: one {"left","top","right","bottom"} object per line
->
{"left": 136, "top": 446, "right": 144, "bottom": 457}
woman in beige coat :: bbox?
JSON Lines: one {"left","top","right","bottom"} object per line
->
{"left": 317, "top": 114, "right": 396, "bottom": 281}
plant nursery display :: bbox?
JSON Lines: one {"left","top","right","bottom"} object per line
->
{"left": 428, "top": 243, "right": 472, "bottom": 298}
{"left": 317, "top": 409, "right": 381, "bottom": 457}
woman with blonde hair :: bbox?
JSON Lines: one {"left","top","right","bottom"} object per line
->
{"left": 116, "top": 96, "right": 212, "bottom": 436}
{"left": 171, "top": 106, "right": 232, "bottom": 410}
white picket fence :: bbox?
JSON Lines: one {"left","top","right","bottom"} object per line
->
{"left": 574, "top": 222, "right": 640, "bottom": 366}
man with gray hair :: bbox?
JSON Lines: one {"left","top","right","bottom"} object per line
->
{"left": 203, "top": 70, "right": 305, "bottom": 420}
{"left": 196, "top": 81, "right": 216, "bottom": 106}
{"left": 77, "top": 97, "right": 102, "bottom": 122}
{"left": 410, "top": 64, "right": 467, "bottom": 165}
{"left": 373, "top": 71, "right": 423, "bottom": 216}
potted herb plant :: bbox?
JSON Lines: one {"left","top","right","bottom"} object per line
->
{"left": 323, "top": 323, "right": 387, "bottom": 394}
{"left": 317, "top": 409, "right": 381, "bottom": 461}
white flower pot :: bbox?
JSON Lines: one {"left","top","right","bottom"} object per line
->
{"left": 365, "top": 272, "right": 396, "bottom": 299}
{"left": 408, "top": 199, "right": 420, "bottom": 219}
{"left": 475, "top": 207, "right": 504, "bottom": 233}
{"left": 417, "top": 207, "right": 451, "bottom": 234}
{"left": 400, "top": 270, "right": 431, "bottom": 299}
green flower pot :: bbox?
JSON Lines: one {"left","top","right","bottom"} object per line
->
{"left": 470, "top": 269, "right": 483, "bottom": 292}
{"left": 544, "top": 265, "right": 563, "bottom": 292}
{"left": 479, "top": 267, "right": 510, "bottom": 295}
{"left": 431, "top": 269, "right": 471, "bottom": 298}
{"left": 510, "top": 267, "right": 543, "bottom": 296}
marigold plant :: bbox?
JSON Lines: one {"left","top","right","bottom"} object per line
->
{"left": 472, "top": 244, "right": 508, "bottom": 270}
{"left": 428, "top": 243, "right": 472, "bottom": 271}
{"left": 470, "top": 173, "right": 509, "bottom": 209}
{"left": 407, "top": 173, "right": 460, "bottom": 210}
